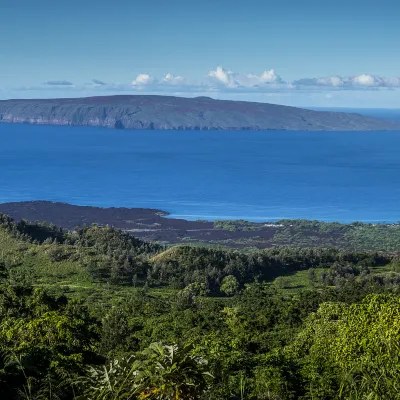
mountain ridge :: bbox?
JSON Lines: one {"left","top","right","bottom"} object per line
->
{"left": 1, "top": 95, "right": 400, "bottom": 131}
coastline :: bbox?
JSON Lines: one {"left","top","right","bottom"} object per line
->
{"left": 0, "top": 200, "right": 286, "bottom": 248}
{"left": 1, "top": 200, "right": 399, "bottom": 251}
{"left": 2, "top": 95, "right": 400, "bottom": 131}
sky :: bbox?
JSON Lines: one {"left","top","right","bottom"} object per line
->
{"left": 1, "top": 0, "right": 400, "bottom": 107}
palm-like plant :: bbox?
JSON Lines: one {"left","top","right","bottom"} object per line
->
{"left": 77, "top": 355, "right": 143, "bottom": 400}
{"left": 137, "top": 342, "right": 212, "bottom": 399}
{"left": 78, "top": 343, "right": 212, "bottom": 400}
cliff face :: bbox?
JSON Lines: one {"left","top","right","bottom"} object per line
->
{"left": 1, "top": 95, "right": 399, "bottom": 131}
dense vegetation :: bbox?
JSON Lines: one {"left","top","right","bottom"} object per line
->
{"left": 214, "top": 218, "right": 400, "bottom": 251}
{"left": 1, "top": 212, "right": 400, "bottom": 399}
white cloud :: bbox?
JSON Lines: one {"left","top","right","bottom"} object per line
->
{"left": 383, "top": 77, "right": 400, "bottom": 87}
{"left": 293, "top": 77, "right": 345, "bottom": 87}
{"left": 349, "top": 74, "right": 400, "bottom": 87}
{"left": 318, "top": 76, "right": 344, "bottom": 87}
{"left": 8, "top": 69, "right": 400, "bottom": 99}
{"left": 241, "top": 69, "right": 285, "bottom": 86}
{"left": 131, "top": 73, "right": 189, "bottom": 90}
{"left": 162, "top": 73, "right": 186, "bottom": 85}
{"left": 352, "top": 74, "right": 377, "bottom": 86}
{"left": 208, "top": 66, "right": 236, "bottom": 87}
{"left": 132, "top": 74, "right": 154, "bottom": 87}
{"left": 208, "top": 66, "right": 285, "bottom": 89}
{"left": 294, "top": 74, "right": 400, "bottom": 89}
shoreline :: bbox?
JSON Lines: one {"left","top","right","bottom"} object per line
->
{"left": 0, "top": 200, "right": 396, "bottom": 226}
{"left": 0, "top": 200, "right": 268, "bottom": 248}
{"left": 3, "top": 95, "right": 400, "bottom": 131}
{"left": 1, "top": 200, "right": 399, "bottom": 251}
{"left": 0, "top": 201, "right": 286, "bottom": 248}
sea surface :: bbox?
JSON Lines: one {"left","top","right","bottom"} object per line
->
{"left": 1, "top": 123, "right": 400, "bottom": 223}
{"left": 310, "top": 107, "right": 400, "bottom": 121}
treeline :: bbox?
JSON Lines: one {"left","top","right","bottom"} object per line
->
{"left": 0, "top": 213, "right": 66, "bottom": 243}
{"left": 0, "top": 213, "right": 162, "bottom": 254}
{"left": 213, "top": 217, "right": 400, "bottom": 252}
{"left": 274, "top": 219, "right": 400, "bottom": 251}
{"left": 0, "top": 213, "right": 162, "bottom": 285}
{"left": 0, "top": 213, "right": 393, "bottom": 291}
{"left": 150, "top": 245, "right": 390, "bottom": 292}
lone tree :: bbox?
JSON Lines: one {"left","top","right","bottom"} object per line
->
{"left": 220, "top": 275, "right": 240, "bottom": 296}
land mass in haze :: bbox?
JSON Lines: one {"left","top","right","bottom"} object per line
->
{"left": 1, "top": 95, "right": 400, "bottom": 131}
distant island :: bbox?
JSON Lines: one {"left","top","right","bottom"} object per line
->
{"left": 1, "top": 95, "right": 400, "bottom": 131}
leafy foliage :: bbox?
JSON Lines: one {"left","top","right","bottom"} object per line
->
{"left": 1, "top": 213, "right": 400, "bottom": 399}
{"left": 79, "top": 343, "right": 211, "bottom": 400}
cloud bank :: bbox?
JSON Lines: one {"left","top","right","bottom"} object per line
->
{"left": 10, "top": 69, "right": 400, "bottom": 98}
{"left": 293, "top": 74, "right": 400, "bottom": 89}
{"left": 43, "top": 80, "right": 74, "bottom": 86}
{"left": 127, "top": 68, "right": 400, "bottom": 93}
{"left": 208, "top": 66, "right": 285, "bottom": 88}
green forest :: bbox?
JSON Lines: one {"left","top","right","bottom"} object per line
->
{"left": 1, "top": 212, "right": 400, "bottom": 399}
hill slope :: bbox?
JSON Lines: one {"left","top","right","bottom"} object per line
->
{"left": 1, "top": 95, "right": 400, "bottom": 131}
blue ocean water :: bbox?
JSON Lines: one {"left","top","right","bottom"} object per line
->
{"left": 310, "top": 108, "right": 400, "bottom": 121}
{"left": 1, "top": 123, "right": 400, "bottom": 223}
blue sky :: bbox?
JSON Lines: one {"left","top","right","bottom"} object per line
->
{"left": 1, "top": 0, "right": 400, "bottom": 107}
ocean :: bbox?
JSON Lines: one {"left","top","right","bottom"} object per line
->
{"left": 1, "top": 122, "right": 400, "bottom": 223}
